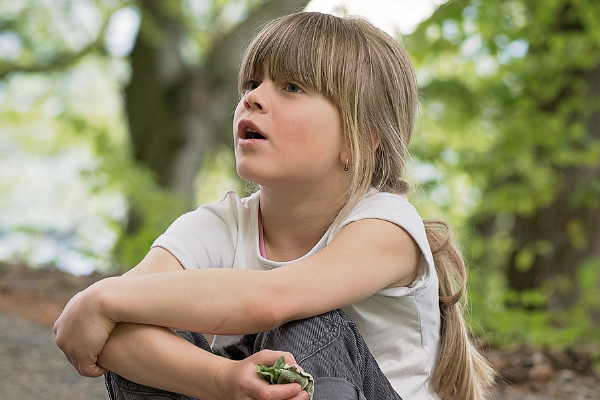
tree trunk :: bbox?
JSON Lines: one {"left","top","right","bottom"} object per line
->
{"left": 506, "top": 63, "right": 600, "bottom": 310}
{"left": 125, "top": 0, "right": 310, "bottom": 210}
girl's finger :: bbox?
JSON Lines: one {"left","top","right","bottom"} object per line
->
{"left": 251, "top": 382, "right": 304, "bottom": 400}
{"left": 254, "top": 349, "right": 298, "bottom": 366}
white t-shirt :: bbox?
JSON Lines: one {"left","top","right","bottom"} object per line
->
{"left": 152, "top": 189, "right": 441, "bottom": 399}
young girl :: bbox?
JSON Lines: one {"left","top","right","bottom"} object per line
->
{"left": 54, "top": 11, "right": 495, "bottom": 400}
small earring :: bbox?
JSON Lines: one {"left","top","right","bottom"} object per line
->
{"left": 344, "top": 158, "right": 349, "bottom": 172}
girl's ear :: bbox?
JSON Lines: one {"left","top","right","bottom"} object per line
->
{"left": 339, "top": 142, "right": 352, "bottom": 169}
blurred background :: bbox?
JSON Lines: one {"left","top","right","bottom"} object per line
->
{"left": 0, "top": 0, "right": 599, "bottom": 397}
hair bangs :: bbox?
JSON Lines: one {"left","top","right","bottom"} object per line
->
{"left": 238, "top": 13, "right": 354, "bottom": 100}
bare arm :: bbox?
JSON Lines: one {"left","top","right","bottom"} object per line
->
{"left": 98, "top": 322, "right": 304, "bottom": 400}
{"left": 55, "top": 218, "right": 419, "bottom": 390}
{"left": 57, "top": 248, "right": 306, "bottom": 399}
{"left": 99, "top": 323, "right": 226, "bottom": 399}
{"left": 99, "top": 218, "right": 419, "bottom": 333}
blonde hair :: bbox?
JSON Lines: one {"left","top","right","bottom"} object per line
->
{"left": 239, "top": 12, "right": 495, "bottom": 399}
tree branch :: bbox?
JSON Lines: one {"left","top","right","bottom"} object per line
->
{"left": 0, "top": 6, "right": 119, "bottom": 80}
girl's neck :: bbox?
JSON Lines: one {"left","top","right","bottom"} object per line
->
{"left": 258, "top": 186, "right": 348, "bottom": 262}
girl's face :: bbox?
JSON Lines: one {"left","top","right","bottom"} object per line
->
{"left": 233, "top": 66, "right": 349, "bottom": 191}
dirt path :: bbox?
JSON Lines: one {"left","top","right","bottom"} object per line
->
{"left": 0, "top": 314, "right": 108, "bottom": 399}
{"left": 0, "top": 263, "right": 109, "bottom": 399}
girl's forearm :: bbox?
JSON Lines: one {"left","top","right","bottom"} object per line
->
{"left": 96, "top": 269, "right": 282, "bottom": 335}
{"left": 98, "top": 322, "right": 228, "bottom": 400}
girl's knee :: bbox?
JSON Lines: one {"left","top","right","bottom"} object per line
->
{"left": 313, "top": 377, "right": 364, "bottom": 400}
{"left": 254, "top": 310, "right": 363, "bottom": 363}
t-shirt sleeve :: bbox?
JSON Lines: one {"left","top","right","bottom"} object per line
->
{"left": 331, "top": 191, "right": 436, "bottom": 297}
{"left": 151, "top": 206, "right": 235, "bottom": 270}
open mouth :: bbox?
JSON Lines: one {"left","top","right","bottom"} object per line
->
{"left": 238, "top": 120, "right": 267, "bottom": 140}
{"left": 243, "top": 128, "right": 266, "bottom": 140}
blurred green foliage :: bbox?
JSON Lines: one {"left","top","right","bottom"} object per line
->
{"left": 408, "top": 0, "right": 600, "bottom": 351}
{"left": 0, "top": 0, "right": 258, "bottom": 272}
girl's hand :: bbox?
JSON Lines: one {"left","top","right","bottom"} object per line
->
{"left": 53, "top": 280, "right": 116, "bottom": 377}
{"left": 219, "top": 350, "right": 309, "bottom": 400}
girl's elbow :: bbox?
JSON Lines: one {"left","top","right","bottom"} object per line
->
{"left": 243, "top": 297, "right": 285, "bottom": 331}
{"left": 246, "top": 287, "right": 300, "bottom": 331}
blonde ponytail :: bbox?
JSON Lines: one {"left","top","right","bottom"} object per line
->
{"left": 425, "top": 220, "right": 496, "bottom": 400}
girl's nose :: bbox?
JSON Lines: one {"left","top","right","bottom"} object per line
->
{"left": 244, "top": 86, "right": 268, "bottom": 113}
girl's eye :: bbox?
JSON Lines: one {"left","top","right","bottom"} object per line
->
{"left": 246, "top": 80, "right": 260, "bottom": 91}
{"left": 285, "top": 83, "right": 303, "bottom": 93}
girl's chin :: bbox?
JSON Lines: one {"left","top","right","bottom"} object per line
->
{"left": 235, "top": 166, "right": 264, "bottom": 184}
{"left": 236, "top": 170, "right": 283, "bottom": 189}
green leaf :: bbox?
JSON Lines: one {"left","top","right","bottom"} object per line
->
{"left": 257, "top": 356, "right": 314, "bottom": 399}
